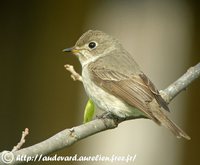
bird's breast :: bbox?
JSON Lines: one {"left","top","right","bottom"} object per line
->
{"left": 81, "top": 66, "right": 143, "bottom": 118}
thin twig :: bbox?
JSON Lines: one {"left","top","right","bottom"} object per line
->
{"left": 64, "top": 64, "right": 82, "bottom": 82}
{"left": 11, "top": 128, "right": 29, "bottom": 152}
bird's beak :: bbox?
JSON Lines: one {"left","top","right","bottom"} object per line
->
{"left": 63, "top": 47, "right": 80, "bottom": 54}
{"left": 63, "top": 47, "right": 73, "bottom": 52}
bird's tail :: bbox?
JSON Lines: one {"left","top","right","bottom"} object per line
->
{"left": 149, "top": 100, "right": 191, "bottom": 140}
{"left": 158, "top": 113, "right": 190, "bottom": 140}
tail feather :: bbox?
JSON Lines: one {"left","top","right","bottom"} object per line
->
{"left": 149, "top": 100, "right": 191, "bottom": 140}
{"left": 159, "top": 114, "right": 191, "bottom": 140}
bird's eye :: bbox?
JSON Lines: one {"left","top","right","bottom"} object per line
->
{"left": 88, "top": 41, "right": 97, "bottom": 49}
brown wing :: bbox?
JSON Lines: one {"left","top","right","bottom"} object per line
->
{"left": 88, "top": 65, "right": 168, "bottom": 123}
{"left": 139, "top": 73, "right": 169, "bottom": 111}
{"left": 87, "top": 64, "right": 191, "bottom": 140}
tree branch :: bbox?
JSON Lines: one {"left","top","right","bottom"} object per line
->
{"left": 64, "top": 64, "right": 82, "bottom": 82}
{"left": 0, "top": 62, "right": 199, "bottom": 164}
{"left": 160, "top": 63, "right": 200, "bottom": 103}
{"left": 11, "top": 128, "right": 29, "bottom": 152}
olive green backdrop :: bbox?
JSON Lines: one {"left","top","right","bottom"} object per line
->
{"left": 0, "top": 0, "right": 199, "bottom": 165}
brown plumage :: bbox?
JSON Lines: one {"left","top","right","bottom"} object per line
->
{"left": 89, "top": 62, "right": 190, "bottom": 140}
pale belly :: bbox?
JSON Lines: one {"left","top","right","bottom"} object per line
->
{"left": 82, "top": 67, "right": 144, "bottom": 118}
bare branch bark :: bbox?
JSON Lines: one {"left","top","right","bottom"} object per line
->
{"left": 0, "top": 62, "right": 199, "bottom": 165}
{"left": 160, "top": 62, "right": 200, "bottom": 103}
{"left": 11, "top": 128, "right": 29, "bottom": 152}
{"left": 64, "top": 64, "right": 82, "bottom": 82}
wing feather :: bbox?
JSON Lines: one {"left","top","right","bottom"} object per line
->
{"left": 88, "top": 65, "right": 165, "bottom": 123}
{"left": 139, "top": 73, "right": 169, "bottom": 111}
{"left": 87, "top": 62, "right": 190, "bottom": 140}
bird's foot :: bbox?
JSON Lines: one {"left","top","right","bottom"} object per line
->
{"left": 96, "top": 112, "right": 113, "bottom": 119}
{"left": 96, "top": 112, "right": 123, "bottom": 123}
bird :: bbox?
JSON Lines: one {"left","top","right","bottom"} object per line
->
{"left": 63, "top": 30, "right": 190, "bottom": 140}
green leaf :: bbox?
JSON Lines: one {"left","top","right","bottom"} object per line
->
{"left": 83, "top": 99, "right": 95, "bottom": 123}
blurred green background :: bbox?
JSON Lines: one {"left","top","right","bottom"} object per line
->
{"left": 0, "top": 0, "right": 199, "bottom": 165}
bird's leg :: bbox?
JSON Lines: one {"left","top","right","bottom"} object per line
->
{"left": 96, "top": 112, "right": 125, "bottom": 123}
{"left": 96, "top": 111, "right": 112, "bottom": 119}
